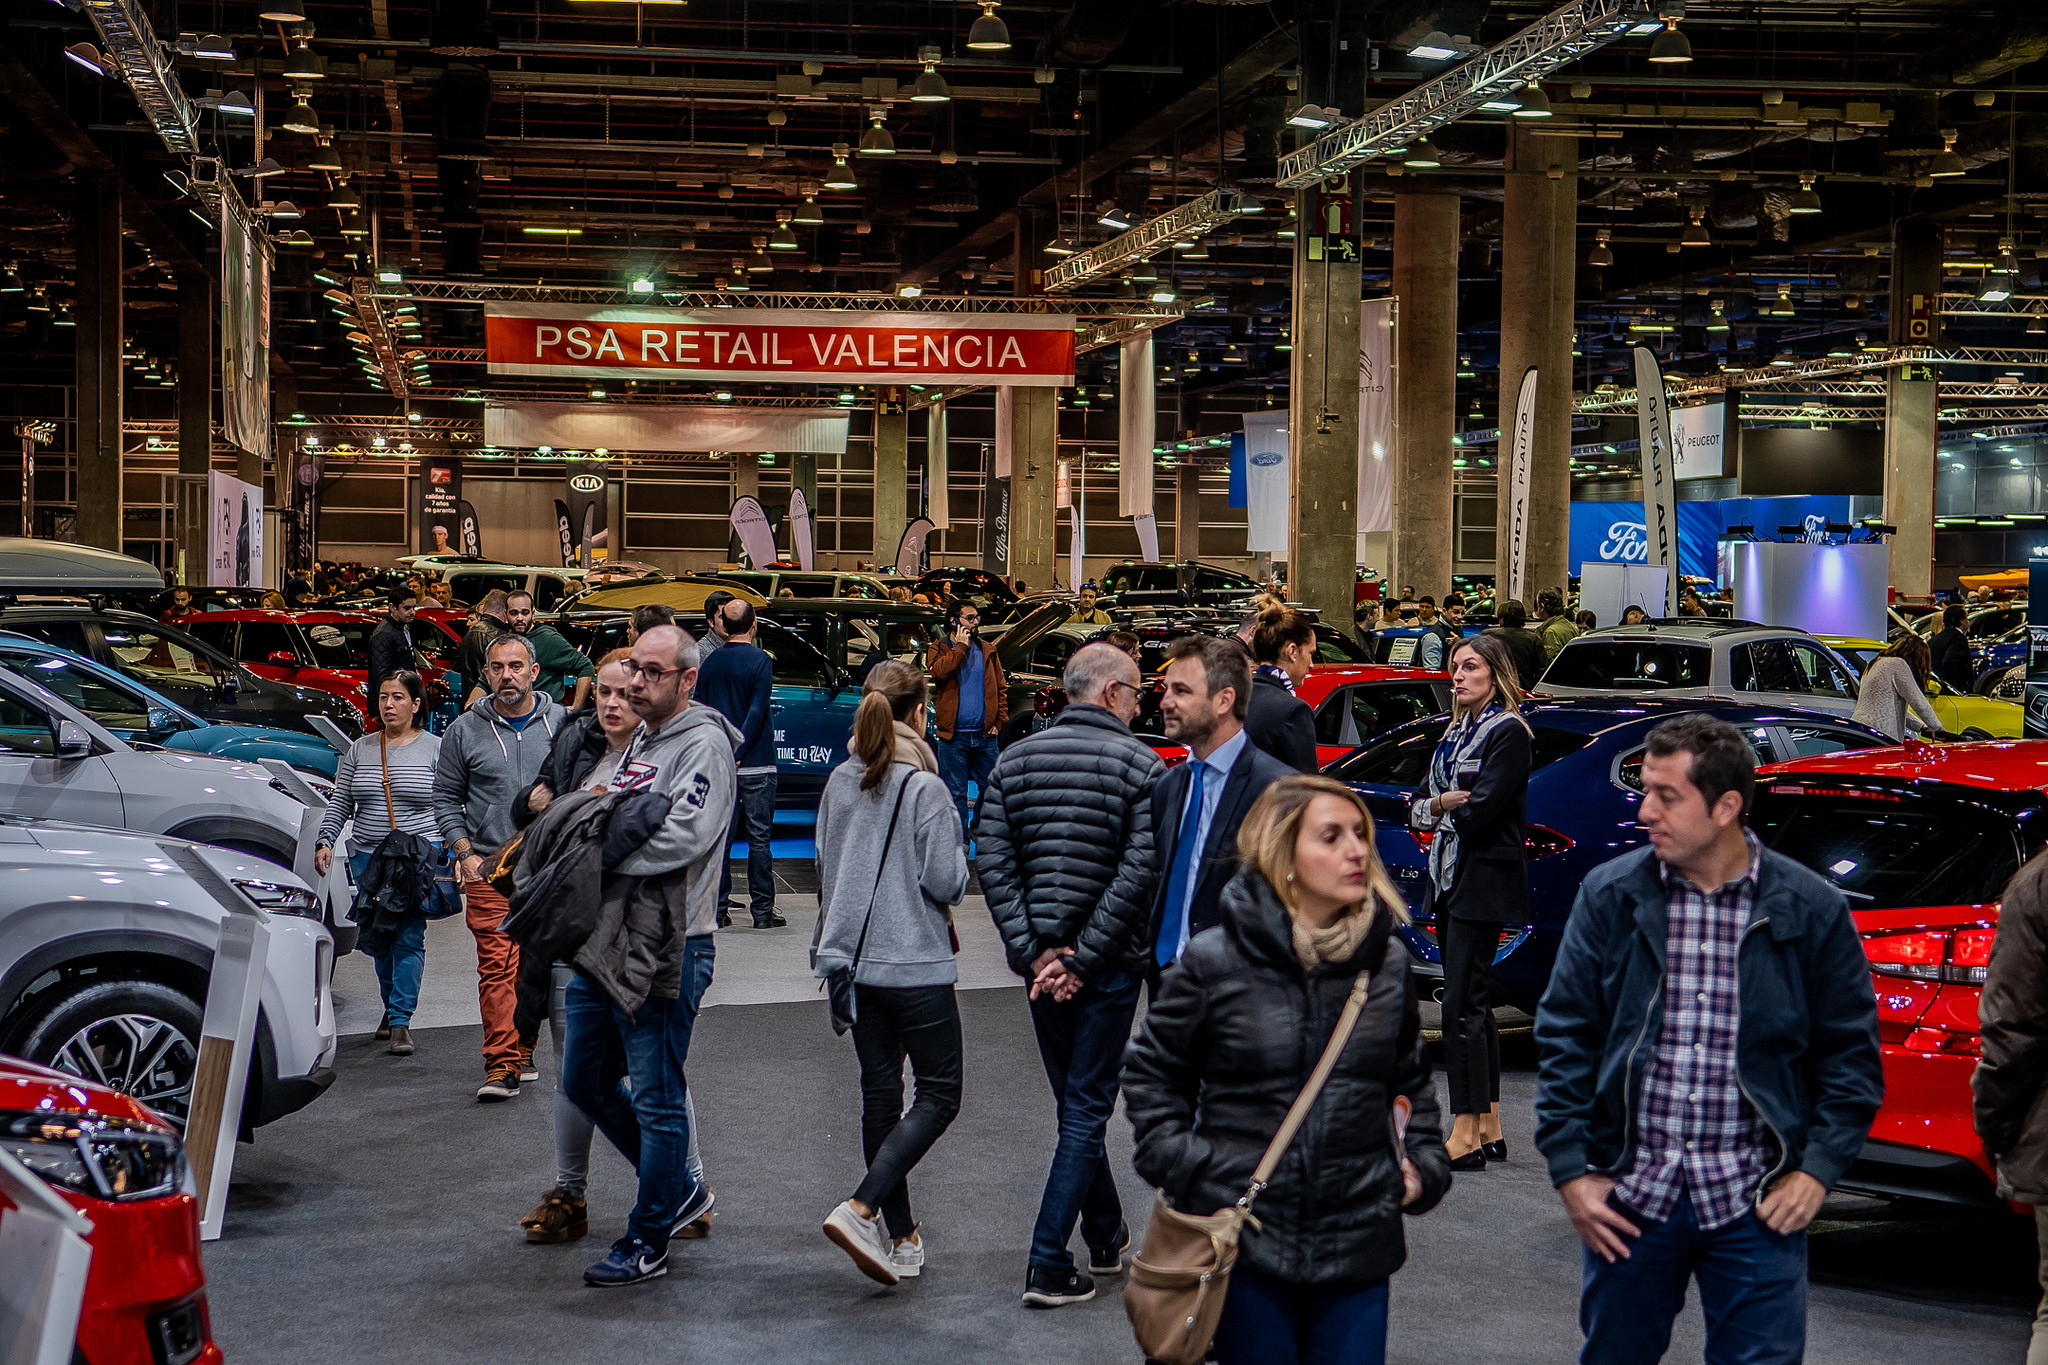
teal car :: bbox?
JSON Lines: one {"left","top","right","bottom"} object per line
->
{"left": 0, "top": 633, "right": 344, "bottom": 776}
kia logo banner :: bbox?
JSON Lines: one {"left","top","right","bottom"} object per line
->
{"left": 485, "top": 304, "right": 1077, "bottom": 385}
{"left": 569, "top": 473, "right": 604, "bottom": 495}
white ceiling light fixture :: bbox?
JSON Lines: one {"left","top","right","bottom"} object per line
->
{"left": 281, "top": 97, "right": 319, "bottom": 135}
{"left": 911, "top": 47, "right": 951, "bottom": 103}
{"left": 859, "top": 109, "right": 896, "bottom": 156}
{"left": 1647, "top": 1, "right": 1692, "bottom": 62}
{"left": 1788, "top": 172, "right": 1823, "bottom": 214}
{"left": 966, "top": 0, "right": 1011, "bottom": 51}
{"left": 1287, "top": 104, "right": 1338, "bottom": 130}
{"left": 193, "top": 33, "right": 234, "bottom": 60}
{"left": 1929, "top": 129, "right": 1967, "bottom": 177}
{"left": 1408, "top": 31, "right": 1461, "bottom": 60}
{"left": 824, "top": 147, "right": 858, "bottom": 189}
{"left": 1511, "top": 83, "right": 1553, "bottom": 118}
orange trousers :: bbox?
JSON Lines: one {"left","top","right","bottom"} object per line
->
{"left": 465, "top": 882, "right": 522, "bottom": 1071}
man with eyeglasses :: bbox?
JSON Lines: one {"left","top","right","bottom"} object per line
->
{"left": 927, "top": 600, "right": 1008, "bottom": 836}
{"left": 977, "top": 642, "right": 1163, "bottom": 1306}
{"left": 561, "top": 624, "right": 741, "bottom": 1288}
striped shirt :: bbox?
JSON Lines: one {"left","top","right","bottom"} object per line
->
{"left": 317, "top": 731, "right": 444, "bottom": 854}
{"left": 1615, "top": 831, "right": 1775, "bottom": 1230}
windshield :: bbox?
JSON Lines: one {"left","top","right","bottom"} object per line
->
{"left": 97, "top": 622, "right": 228, "bottom": 688}
{"left": 1751, "top": 782, "right": 2038, "bottom": 910}
{"left": 301, "top": 621, "right": 377, "bottom": 670}
{"left": 0, "top": 653, "right": 170, "bottom": 738}
{"left": 1543, "top": 639, "right": 1714, "bottom": 690}
{"left": 1103, "top": 566, "right": 1179, "bottom": 594}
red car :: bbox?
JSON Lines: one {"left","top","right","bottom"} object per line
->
{"left": 1751, "top": 738, "right": 2048, "bottom": 1210}
{"left": 0, "top": 1052, "right": 222, "bottom": 1364}
{"left": 174, "top": 610, "right": 454, "bottom": 720}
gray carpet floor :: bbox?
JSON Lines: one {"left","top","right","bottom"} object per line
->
{"left": 206, "top": 990, "right": 2036, "bottom": 1363}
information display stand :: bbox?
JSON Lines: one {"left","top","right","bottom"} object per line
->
{"left": 0, "top": 1144, "right": 94, "bottom": 1364}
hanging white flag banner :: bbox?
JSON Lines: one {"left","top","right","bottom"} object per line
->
{"left": 789, "top": 488, "right": 815, "bottom": 571}
{"left": 729, "top": 495, "right": 777, "bottom": 569}
{"left": 1358, "top": 297, "right": 1394, "bottom": 537}
{"left": 994, "top": 387, "right": 1014, "bottom": 479}
{"left": 1242, "top": 411, "right": 1290, "bottom": 553}
{"left": 1055, "top": 459, "right": 1072, "bottom": 510}
{"left": 1632, "top": 346, "right": 1681, "bottom": 616}
{"left": 1134, "top": 511, "right": 1160, "bottom": 564}
{"left": 895, "top": 517, "right": 935, "bottom": 578}
{"left": 1068, "top": 505, "right": 1084, "bottom": 591}
{"left": 1119, "top": 334, "right": 1156, "bottom": 516}
{"left": 1505, "top": 367, "right": 1538, "bottom": 606}
{"left": 925, "top": 399, "right": 950, "bottom": 529}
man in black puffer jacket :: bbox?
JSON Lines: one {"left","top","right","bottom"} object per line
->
{"left": 978, "top": 642, "right": 1164, "bottom": 1308}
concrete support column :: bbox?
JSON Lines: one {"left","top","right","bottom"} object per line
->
{"left": 1006, "top": 387, "right": 1057, "bottom": 590}
{"left": 1176, "top": 461, "right": 1201, "bottom": 562}
{"left": 1885, "top": 217, "right": 1941, "bottom": 596}
{"left": 1391, "top": 190, "right": 1460, "bottom": 599}
{"left": 176, "top": 277, "right": 212, "bottom": 581}
{"left": 729, "top": 456, "right": 759, "bottom": 563}
{"left": 873, "top": 396, "right": 908, "bottom": 567}
{"left": 74, "top": 173, "right": 122, "bottom": 552}
{"left": 1494, "top": 125, "right": 1576, "bottom": 604}
{"left": 1287, "top": 183, "right": 1363, "bottom": 618}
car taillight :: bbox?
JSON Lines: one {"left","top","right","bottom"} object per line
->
{"left": 1409, "top": 828, "right": 1435, "bottom": 851}
{"left": 1863, "top": 926, "right": 1991, "bottom": 985}
{"left": 1903, "top": 1026, "right": 1983, "bottom": 1058}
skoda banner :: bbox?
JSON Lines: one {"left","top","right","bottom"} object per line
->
{"left": 565, "top": 463, "right": 609, "bottom": 568}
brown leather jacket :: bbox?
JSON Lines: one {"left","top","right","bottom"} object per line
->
{"left": 1976, "top": 846, "right": 2048, "bottom": 1203}
{"left": 926, "top": 635, "right": 1007, "bottom": 742}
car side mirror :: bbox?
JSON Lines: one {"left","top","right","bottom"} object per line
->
{"left": 54, "top": 718, "right": 91, "bottom": 759}
{"left": 146, "top": 706, "right": 180, "bottom": 735}
{"left": 267, "top": 651, "right": 298, "bottom": 669}
{"left": 219, "top": 671, "right": 241, "bottom": 701}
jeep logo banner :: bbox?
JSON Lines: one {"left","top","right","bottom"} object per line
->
{"left": 485, "top": 304, "right": 1076, "bottom": 385}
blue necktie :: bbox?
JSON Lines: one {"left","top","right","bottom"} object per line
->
{"left": 1156, "top": 760, "right": 1208, "bottom": 967}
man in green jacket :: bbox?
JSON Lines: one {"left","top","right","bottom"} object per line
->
{"left": 509, "top": 588, "right": 596, "bottom": 712}
{"left": 1537, "top": 587, "right": 1580, "bottom": 661}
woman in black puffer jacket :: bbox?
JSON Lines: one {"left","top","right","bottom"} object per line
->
{"left": 1123, "top": 774, "right": 1451, "bottom": 1365}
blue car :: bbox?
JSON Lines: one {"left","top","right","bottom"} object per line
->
{"left": 0, "top": 633, "right": 344, "bottom": 776}
{"left": 1325, "top": 696, "right": 1894, "bottom": 1010}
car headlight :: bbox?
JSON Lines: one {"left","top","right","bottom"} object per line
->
{"left": 1, "top": 1110, "right": 185, "bottom": 1201}
{"left": 234, "top": 877, "right": 322, "bottom": 917}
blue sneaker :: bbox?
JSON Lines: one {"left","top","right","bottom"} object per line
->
{"left": 583, "top": 1234, "right": 669, "bottom": 1287}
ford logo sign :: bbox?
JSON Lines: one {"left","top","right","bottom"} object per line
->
{"left": 1599, "top": 521, "right": 1649, "bottom": 563}
{"left": 569, "top": 473, "right": 605, "bottom": 493}
{"left": 1248, "top": 449, "right": 1284, "bottom": 467}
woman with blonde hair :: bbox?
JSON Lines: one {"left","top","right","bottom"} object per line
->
{"left": 1411, "top": 632, "right": 1532, "bottom": 1169}
{"left": 1123, "top": 775, "right": 1450, "bottom": 1364}
{"left": 814, "top": 660, "right": 970, "bottom": 1286}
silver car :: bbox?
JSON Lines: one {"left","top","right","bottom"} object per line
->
{"left": 1536, "top": 622, "right": 1863, "bottom": 720}
{"left": 0, "top": 816, "right": 337, "bottom": 1131}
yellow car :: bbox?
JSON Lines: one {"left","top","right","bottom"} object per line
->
{"left": 1818, "top": 636, "right": 2024, "bottom": 738}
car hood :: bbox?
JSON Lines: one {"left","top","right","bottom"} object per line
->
{"left": 0, "top": 1054, "right": 166, "bottom": 1128}
{"left": 17, "top": 817, "right": 311, "bottom": 885}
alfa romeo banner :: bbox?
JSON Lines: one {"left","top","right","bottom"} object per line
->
{"left": 485, "top": 305, "right": 1077, "bottom": 385}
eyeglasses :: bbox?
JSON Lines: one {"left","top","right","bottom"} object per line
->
{"left": 626, "top": 660, "right": 687, "bottom": 682}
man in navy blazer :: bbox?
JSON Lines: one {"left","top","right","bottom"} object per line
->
{"left": 1148, "top": 636, "right": 1294, "bottom": 972}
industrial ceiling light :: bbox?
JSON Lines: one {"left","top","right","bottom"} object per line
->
{"left": 238, "top": 157, "right": 288, "bottom": 178}
{"left": 377, "top": 265, "right": 404, "bottom": 283}
{"left": 214, "top": 90, "right": 255, "bottom": 117}
{"left": 1408, "top": 31, "right": 1459, "bottom": 60}
{"left": 1646, "top": 3, "right": 1692, "bottom": 63}
{"left": 284, "top": 41, "right": 324, "bottom": 81}
{"left": 1149, "top": 284, "right": 1177, "bottom": 304}
{"left": 1706, "top": 300, "right": 1729, "bottom": 331}
{"left": 194, "top": 33, "right": 234, "bottom": 60}
{"left": 765, "top": 107, "right": 787, "bottom": 127}
{"left": 1929, "top": 129, "right": 1967, "bottom": 177}
{"left": 1980, "top": 271, "right": 2015, "bottom": 303}
{"left": 52, "top": 303, "right": 74, "bottom": 328}
{"left": 1044, "top": 237, "right": 1076, "bottom": 256}
{"left": 1680, "top": 209, "right": 1710, "bottom": 247}
{"left": 1479, "top": 88, "right": 1523, "bottom": 113}
{"left": 794, "top": 196, "right": 824, "bottom": 225}
{"left": 322, "top": 288, "right": 353, "bottom": 306}
{"left": 1587, "top": 227, "right": 1614, "bottom": 267}
{"left": 283, "top": 229, "right": 315, "bottom": 247}
{"left": 257, "top": 0, "right": 306, "bottom": 21}
{"left": 64, "top": 43, "right": 110, "bottom": 77}
{"left": 1287, "top": 104, "right": 1337, "bottom": 130}
{"left": 824, "top": 149, "right": 858, "bottom": 189}
{"left": 1402, "top": 138, "right": 1441, "bottom": 169}
{"left": 769, "top": 221, "right": 800, "bottom": 250}
{"left": 305, "top": 140, "right": 341, "bottom": 170}
{"left": 1788, "top": 172, "right": 1823, "bottom": 214}
{"left": 859, "top": 111, "right": 896, "bottom": 156}
{"left": 1512, "top": 84, "right": 1553, "bottom": 118}
{"left": 630, "top": 276, "right": 655, "bottom": 293}
{"left": 1098, "top": 204, "right": 1133, "bottom": 229}
{"left": 911, "top": 48, "right": 951, "bottom": 103}
{"left": 2029, "top": 310, "right": 2046, "bottom": 335}
{"left": 966, "top": 1, "right": 1011, "bottom": 51}
{"left": 0, "top": 265, "right": 21, "bottom": 295}
{"left": 327, "top": 185, "right": 359, "bottom": 209}
{"left": 1770, "top": 351, "right": 1797, "bottom": 367}
{"left": 269, "top": 200, "right": 302, "bottom": 220}
{"left": 896, "top": 282, "right": 923, "bottom": 298}
{"left": 281, "top": 98, "right": 319, "bottom": 134}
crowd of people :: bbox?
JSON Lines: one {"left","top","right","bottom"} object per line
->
{"left": 301, "top": 570, "right": 1918, "bottom": 1365}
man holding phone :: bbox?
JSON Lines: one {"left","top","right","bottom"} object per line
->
{"left": 927, "top": 600, "right": 1008, "bottom": 836}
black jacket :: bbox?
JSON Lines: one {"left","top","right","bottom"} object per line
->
{"left": 1123, "top": 871, "right": 1452, "bottom": 1287}
{"left": 1148, "top": 737, "right": 1295, "bottom": 955}
{"left": 1534, "top": 845, "right": 1884, "bottom": 1196}
{"left": 1246, "top": 672, "right": 1317, "bottom": 774}
{"left": 513, "top": 711, "right": 611, "bottom": 830}
{"left": 1974, "top": 846, "right": 2048, "bottom": 1203}
{"left": 1483, "top": 626, "right": 1549, "bottom": 692}
{"left": 1929, "top": 625, "right": 1974, "bottom": 694}
{"left": 976, "top": 705, "right": 1166, "bottom": 981}
{"left": 1414, "top": 713, "right": 1530, "bottom": 923}
{"left": 367, "top": 617, "right": 414, "bottom": 695}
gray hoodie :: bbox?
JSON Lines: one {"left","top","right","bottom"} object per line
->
{"left": 608, "top": 702, "right": 742, "bottom": 938}
{"left": 812, "top": 725, "right": 968, "bottom": 988}
{"left": 432, "top": 694, "right": 566, "bottom": 853}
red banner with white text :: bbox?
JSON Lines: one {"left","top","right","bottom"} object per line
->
{"left": 484, "top": 304, "right": 1076, "bottom": 385}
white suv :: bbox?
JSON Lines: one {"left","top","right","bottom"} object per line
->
{"left": 0, "top": 817, "right": 337, "bottom": 1132}
{"left": 1537, "top": 622, "right": 1863, "bottom": 720}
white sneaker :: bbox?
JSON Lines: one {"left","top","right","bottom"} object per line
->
{"left": 823, "top": 1200, "right": 900, "bottom": 1286}
{"left": 890, "top": 1233, "right": 925, "bottom": 1278}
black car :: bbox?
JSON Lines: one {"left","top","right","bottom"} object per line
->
{"left": 1098, "top": 560, "right": 1264, "bottom": 610}
{"left": 0, "top": 607, "right": 365, "bottom": 741}
{"left": 914, "top": 568, "right": 1019, "bottom": 611}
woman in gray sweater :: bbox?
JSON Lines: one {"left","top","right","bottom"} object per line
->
{"left": 814, "top": 661, "right": 969, "bottom": 1287}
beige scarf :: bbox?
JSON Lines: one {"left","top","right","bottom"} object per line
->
{"left": 1292, "top": 903, "right": 1376, "bottom": 972}
{"left": 893, "top": 720, "right": 939, "bottom": 774}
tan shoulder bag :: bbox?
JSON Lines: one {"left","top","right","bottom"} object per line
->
{"left": 1125, "top": 969, "right": 1372, "bottom": 1365}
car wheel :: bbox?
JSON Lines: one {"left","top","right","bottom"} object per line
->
{"left": 1962, "top": 727, "right": 1996, "bottom": 742}
{"left": 15, "top": 979, "right": 203, "bottom": 1130}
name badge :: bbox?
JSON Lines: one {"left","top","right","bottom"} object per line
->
{"left": 1457, "top": 758, "right": 1482, "bottom": 773}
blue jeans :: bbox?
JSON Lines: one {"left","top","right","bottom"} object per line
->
{"left": 937, "top": 729, "right": 998, "bottom": 834}
{"left": 1581, "top": 1187, "right": 1808, "bottom": 1365}
{"left": 1213, "top": 1263, "right": 1389, "bottom": 1365}
{"left": 1026, "top": 967, "right": 1140, "bottom": 1270}
{"left": 718, "top": 772, "right": 778, "bottom": 924}
{"left": 347, "top": 850, "right": 427, "bottom": 1027}
{"left": 560, "top": 936, "right": 716, "bottom": 1247}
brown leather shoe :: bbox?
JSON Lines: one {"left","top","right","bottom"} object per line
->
{"left": 520, "top": 1188, "right": 589, "bottom": 1244}
{"left": 375, "top": 1014, "right": 392, "bottom": 1041}
{"left": 388, "top": 1025, "right": 414, "bottom": 1056}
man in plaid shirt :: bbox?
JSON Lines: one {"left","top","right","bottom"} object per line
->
{"left": 1534, "top": 714, "right": 1883, "bottom": 1364}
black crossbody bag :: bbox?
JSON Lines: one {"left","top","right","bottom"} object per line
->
{"left": 818, "top": 776, "right": 913, "bottom": 1035}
